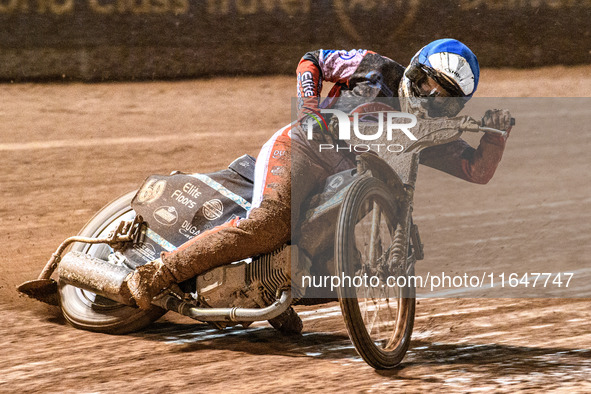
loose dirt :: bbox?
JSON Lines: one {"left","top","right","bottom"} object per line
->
{"left": 1, "top": 66, "right": 590, "bottom": 392}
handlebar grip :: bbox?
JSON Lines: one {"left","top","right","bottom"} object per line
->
{"left": 479, "top": 117, "right": 516, "bottom": 127}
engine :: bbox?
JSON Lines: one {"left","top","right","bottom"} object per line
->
{"left": 195, "top": 245, "right": 292, "bottom": 310}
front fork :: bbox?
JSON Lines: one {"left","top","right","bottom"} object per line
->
{"left": 356, "top": 156, "right": 423, "bottom": 280}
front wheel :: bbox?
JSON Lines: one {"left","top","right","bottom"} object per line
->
{"left": 59, "top": 191, "right": 166, "bottom": 334}
{"left": 335, "top": 176, "right": 415, "bottom": 369}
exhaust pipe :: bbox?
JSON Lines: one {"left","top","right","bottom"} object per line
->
{"left": 58, "top": 252, "right": 134, "bottom": 305}
{"left": 59, "top": 251, "right": 292, "bottom": 322}
{"left": 151, "top": 289, "right": 292, "bottom": 323}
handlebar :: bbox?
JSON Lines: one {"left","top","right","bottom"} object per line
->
{"left": 464, "top": 117, "right": 515, "bottom": 138}
{"left": 479, "top": 125, "right": 508, "bottom": 137}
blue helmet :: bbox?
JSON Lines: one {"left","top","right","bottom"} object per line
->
{"left": 400, "top": 39, "right": 480, "bottom": 117}
{"left": 415, "top": 38, "right": 480, "bottom": 97}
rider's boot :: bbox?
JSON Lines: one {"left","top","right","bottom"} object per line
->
{"left": 125, "top": 258, "right": 176, "bottom": 310}
{"left": 268, "top": 306, "right": 303, "bottom": 335}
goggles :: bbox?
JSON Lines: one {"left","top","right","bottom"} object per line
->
{"left": 405, "top": 62, "right": 465, "bottom": 98}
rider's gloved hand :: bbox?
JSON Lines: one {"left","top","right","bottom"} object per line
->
{"left": 482, "top": 109, "right": 513, "bottom": 131}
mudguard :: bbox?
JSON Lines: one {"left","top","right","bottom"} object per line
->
{"left": 123, "top": 152, "right": 400, "bottom": 268}
{"left": 124, "top": 154, "right": 256, "bottom": 266}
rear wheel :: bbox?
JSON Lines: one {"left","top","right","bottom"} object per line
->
{"left": 59, "top": 191, "right": 166, "bottom": 334}
{"left": 336, "top": 176, "right": 415, "bottom": 369}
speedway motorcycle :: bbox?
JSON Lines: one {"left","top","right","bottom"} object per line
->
{"left": 18, "top": 109, "right": 511, "bottom": 370}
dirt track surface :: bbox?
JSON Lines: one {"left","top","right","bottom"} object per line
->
{"left": 1, "top": 66, "right": 590, "bottom": 392}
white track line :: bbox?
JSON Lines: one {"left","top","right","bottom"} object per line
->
{"left": 0, "top": 130, "right": 269, "bottom": 151}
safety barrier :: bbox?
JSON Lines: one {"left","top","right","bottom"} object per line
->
{"left": 0, "top": 0, "right": 588, "bottom": 80}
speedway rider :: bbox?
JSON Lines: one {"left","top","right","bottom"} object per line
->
{"left": 124, "top": 39, "right": 513, "bottom": 330}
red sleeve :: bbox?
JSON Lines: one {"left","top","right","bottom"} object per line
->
{"left": 460, "top": 131, "right": 509, "bottom": 184}
{"left": 296, "top": 58, "right": 322, "bottom": 117}
{"left": 419, "top": 129, "right": 511, "bottom": 184}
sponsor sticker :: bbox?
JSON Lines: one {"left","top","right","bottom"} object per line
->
{"left": 183, "top": 182, "right": 202, "bottom": 199}
{"left": 338, "top": 49, "right": 363, "bottom": 61}
{"left": 179, "top": 220, "right": 201, "bottom": 239}
{"left": 272, "top": 149, "right": 286, "bottom": 159}
{"left": 132, "top": 242, "right": 157, "bottom": 262}
{"left": 171, "top": 189, "right": 197, "bottom": 209}
{"left": 153, "top": 206, "right": 179, "bottom": 226}
{"left": 328, "top": 175, "right": 344, "bottom": 190}
{"left": 136, "top": 179, "right": 166, "bottom": 204}
{"left": 298, "top": 71, "right": 316, "bottom": 97}
{"left": 202, "top": 199, "right": 224, "bottom": 221}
